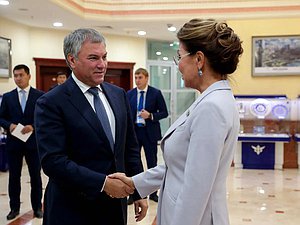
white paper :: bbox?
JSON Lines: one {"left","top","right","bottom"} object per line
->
{"left": 11, "top": 123, "right": 32, "bottom": 142}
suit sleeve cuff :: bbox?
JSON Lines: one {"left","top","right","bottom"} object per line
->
{"left": 149, "top": 113, "right": 153, "bottom": 120}
{"left": 101, "top": 176, "right": 107, "bottom": 192}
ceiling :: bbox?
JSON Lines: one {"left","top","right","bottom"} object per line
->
{"left": 1, "top": 0, "right": 300, "bottom": 41}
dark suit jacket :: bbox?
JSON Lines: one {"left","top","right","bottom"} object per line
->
{"left": 48, "top": 84, "right": 58, "bottom": 91}
{"left": 0, "top": 87, "right": 44, "bottom": 150}
{"left": 127, "top": 86, "right": 168, "bottom": 142}
{"left": 35, "top": 77, "right": 143, "bottom": 225}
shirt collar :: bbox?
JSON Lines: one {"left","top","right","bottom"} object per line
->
{"left": 137, "top": 85, "right": 148, "bottom": 93}
{"left": 17, "top": 85, "right": 30, "bottom": 93}
{"left": 72, "top": 73, "right": 102, "bottom": 93}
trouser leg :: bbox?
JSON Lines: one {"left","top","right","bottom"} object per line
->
{"left": 24, "top": 148, "right": 43, "bottom": 211}
{"left": 7, "top": 149, "right": 23, "bottom": 210}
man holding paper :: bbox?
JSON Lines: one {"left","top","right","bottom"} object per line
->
{"left": 0, "top": 64, "right": 44, "bottom": 220}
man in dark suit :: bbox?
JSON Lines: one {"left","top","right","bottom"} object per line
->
{"left": 0, "top": 64, "right": 44, "bottom": 220}
{"left": 34, "top": 28, "right": 148, "bottom": 225}
{"left": 127, "top": 68, "right": 168, "bottom": 203}
{"left": 48, "top": 71, "right": 67, "bottom": 91}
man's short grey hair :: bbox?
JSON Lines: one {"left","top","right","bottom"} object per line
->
{"left": 63, "top": 28, "right": 106, "bottom": 68}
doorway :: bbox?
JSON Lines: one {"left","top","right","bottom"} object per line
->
{"left": 147, "top": 60, "right": 197, "bottom": 135}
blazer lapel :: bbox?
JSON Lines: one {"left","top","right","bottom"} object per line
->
{"left": 161, "top": 104, "right": 191, "bottom": 146}
{"left": 161, "top": 80, "right": 232, "bottom": 149}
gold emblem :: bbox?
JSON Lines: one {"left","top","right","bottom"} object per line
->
{"left": 251, "top": 145, "right": 265, "bottom": 155}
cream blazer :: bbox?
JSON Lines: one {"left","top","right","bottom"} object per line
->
{"left": 133, "top": 80, "right": 239, "bottom": 225}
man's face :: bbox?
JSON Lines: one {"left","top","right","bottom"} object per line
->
{"left": 68, "top": 41, "right": 108, "bottom": 87}
{"left": 56, "top": 75, "right": 67, "bottom": 85}
{"left": 135, "top": 73, "right": 148, "bottom": 90}
{"left": 13, "top": 69, "right": 30, "bottom": 89}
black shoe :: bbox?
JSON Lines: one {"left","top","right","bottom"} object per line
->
{"left": 34, "top": 208, "right": 43, "bottom": 219}
{"left": 149, "top": 194, "right": 158, "bottom": 202}
{"left": 127, "top": 196, "right": 134, "bottom": 205}
{"left": 6, "top": 210, "right": 19, "bottom": 220}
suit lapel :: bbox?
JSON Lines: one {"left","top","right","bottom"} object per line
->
{"left": 24, "top": 87, "right": 34, "bottom": 114}
{"left": 161, "top": 80, "right": 231, "bottom": 149}
{"left": 132, "top": 88, "right": 138, "bottom": 115}
{"left": 12, "top": 89, "right": 23, "bottom": 114}
{"left": 65, "top": 78, "right": 110, "bottom": 146}
{"left": 101, "top": 83, "right": 122, "bottom": 152}
{"left": 13, "top": 87, "right": 36, "bottom": 114}
{"left": 145, "top": 86, "right": 152, "bottom": 109}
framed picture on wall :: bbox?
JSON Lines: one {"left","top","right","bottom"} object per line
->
{"left": 252, "top": 35, "right": 300, "bottom": 76}
{"left": 0, "top": 36, "right": 12, "bottom": 78}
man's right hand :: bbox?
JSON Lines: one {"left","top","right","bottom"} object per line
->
{"left": 103, "top": 173, "right": 134, "bottom": 198}
{"left": 9, "top": 124, "right": 17, "bottom": 133}
{"left": 108, "top": 172, "right": 135, "bottom": 189}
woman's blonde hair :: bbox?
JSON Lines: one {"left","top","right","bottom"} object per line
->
{"left": 177, "top": 19, "right": 243, "bottom": 78}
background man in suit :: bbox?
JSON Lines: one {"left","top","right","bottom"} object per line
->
{"left": 127, "top": 68, "right": 168, "bottom": 203}
{"left": 0, "top": 64, "right": 44, "bottom": 220}
{"left": 34, "top": 28, "right": 148, "bottom": 225}
{"left": 48, "top": 71, "right": 67, "bottom": 91}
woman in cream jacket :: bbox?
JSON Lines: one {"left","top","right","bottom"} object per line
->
{"left": 112, "top": 18, "right": 243, "bottom": 225}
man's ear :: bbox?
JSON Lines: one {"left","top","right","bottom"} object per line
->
{"left": 67, "top": 54, "right": 76, "bottom": 69}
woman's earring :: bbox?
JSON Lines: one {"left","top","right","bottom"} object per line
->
{"left": 198, "top": 68, "right": 203, "bottom": 76}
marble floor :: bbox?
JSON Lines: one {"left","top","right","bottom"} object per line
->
{"left": 0, "top": 149, "right": 299, "bottom": 225}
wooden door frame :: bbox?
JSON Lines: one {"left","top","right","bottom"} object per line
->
{"left": 33, "top": 58, "right": 69, "bottom": 90}
{"left": 33, "top": 58, "right": 135, "bottom": 90}
{"left": 107, "top": 61, "right": 135, "bottom": 90}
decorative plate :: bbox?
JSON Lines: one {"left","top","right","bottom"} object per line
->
{"left": 250, "top": 98, "right": 271, "bottom": 118}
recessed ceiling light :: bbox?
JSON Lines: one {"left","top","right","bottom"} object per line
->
{"left": 53, "top": 22, "right": 63, "bottom": 27}
{"left": 167, "top": 24, "right": 176, "bottom": 32}
{"left": 163, "top": 57, "right": 168, "bottom": 61}
{"left": 138, "top": 30, "right": 146, "bottom": 36}
{"left": 167, "top": 26, "right": 176, "bottom": 32}
{"left": 0, "top": 0, "right": 9, "bottom": 6}
{"left": 156, "top": 51, "right": 162, "bottom": 56}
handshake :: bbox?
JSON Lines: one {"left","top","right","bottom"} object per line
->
{"left": 104, "top": 173, "right": 149, "bottom": 222}
{"left": 103, "top": 172, "right": 135, "bottom": 199}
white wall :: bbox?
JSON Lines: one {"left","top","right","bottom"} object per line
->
{"left": 0, "top": 17, "right": 147, "bottom": 94}
{"left": 106, "top": 34, "right": 146, "bottom": 69}
{"left": 0, "top": 18, "right": 31, "bottom": 92}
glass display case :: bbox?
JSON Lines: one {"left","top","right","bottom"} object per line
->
{"left": 294, "top": 96, "right": 300, "bottom": 169}
{"left": 234, "top": 95, "right": 292, "bottom": 169}
{"left": 295, "top": 134, "right": 300, "bottom": 169}
{"left": 0, "top": 127, "right": 8, "bottom": 172}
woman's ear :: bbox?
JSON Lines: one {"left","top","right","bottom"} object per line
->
{"left": 196, "top": 51, "right": 205, "bottom": 68}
